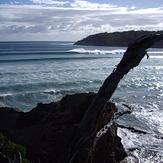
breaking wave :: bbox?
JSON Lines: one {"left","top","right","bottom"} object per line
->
{"left": 69, "top": 48, "right": 125, "bottom": 55}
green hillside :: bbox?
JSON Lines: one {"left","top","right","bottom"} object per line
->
{"left": 74, "top": 30, "right": 163, "bottom": 48}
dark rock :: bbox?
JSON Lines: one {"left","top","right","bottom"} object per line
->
{"left": 0, "top": 93, "right": 126, "bottom": 163}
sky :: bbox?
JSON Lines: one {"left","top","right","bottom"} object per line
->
{"left": 0, "top": 0, "right": 163, "bottom": 41}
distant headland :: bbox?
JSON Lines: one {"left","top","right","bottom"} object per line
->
{"left": 74, "top": 30, "right": 163, "bottom": 48}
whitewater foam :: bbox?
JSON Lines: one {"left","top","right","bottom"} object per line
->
{"left": 69, "top": 48, "right": 125, "bottom": 55}
{"left": 118, "top": 128, "right": 163, "bottom": 163}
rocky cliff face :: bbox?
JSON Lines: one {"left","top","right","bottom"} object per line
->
{"left": 0, "top": 93, "right": 126, "bottom": 163}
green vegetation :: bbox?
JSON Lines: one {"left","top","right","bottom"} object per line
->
{"left": 0, "top": 132, "right": 28, "bottom": 163}
{"left": 74, "top": 30, "right": 163, "bottom": 48}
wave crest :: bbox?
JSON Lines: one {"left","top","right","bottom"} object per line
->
{"left": 69, "top": 48, "right": 125, "bottom": 55}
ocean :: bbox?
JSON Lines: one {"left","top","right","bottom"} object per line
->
{"left": 0, "top": 41, "right": 162, "bottom": 162}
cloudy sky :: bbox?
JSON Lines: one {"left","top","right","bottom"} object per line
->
{"left": 0, "top": 0, "right": 163, "bottom": 41}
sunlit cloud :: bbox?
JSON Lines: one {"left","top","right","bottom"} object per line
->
{"left": 71, "top": 0, "right": 116, "bottom": 9}
{"left": 30, "top": 0, "right": 69, "bottom": 6}
{"left": 130, "top": 6, "right": 136, "bottom": 10}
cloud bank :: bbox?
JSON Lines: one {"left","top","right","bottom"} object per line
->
{"left": 0, "top": 0, "right": 163, "bottom": 41}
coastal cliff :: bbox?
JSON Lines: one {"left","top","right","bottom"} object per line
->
{"left": 74, "top": 30, "right": 163, "bottom": 48}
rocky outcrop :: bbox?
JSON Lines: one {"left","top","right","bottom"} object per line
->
{"left": 74, "top": 30, "right": 163, "bottom": 48}
{"left": 0, "top": 93, "right": 126, "bottom": 163}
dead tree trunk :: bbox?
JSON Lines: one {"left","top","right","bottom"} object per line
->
{"left": 64, "top": 34, "right": 163, "bottom": 163}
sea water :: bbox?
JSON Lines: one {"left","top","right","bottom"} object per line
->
{"left": 0, "top": 41, "right": 162, "bottom": 162}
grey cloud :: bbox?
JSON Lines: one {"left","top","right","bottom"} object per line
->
{"left": 0, "top": 4, "right": 163, "bottom": 41}
{"left": 26, "top": 25, "right": 48, "bottom": 33}
{"left": 94, "top": 14, "right": 161, "bottom": 27}
{"left": 0, "top": 25, "right": 49, "bottom": 34}
{"left": 0, "top": 25, "right": 25, "bottom": 34}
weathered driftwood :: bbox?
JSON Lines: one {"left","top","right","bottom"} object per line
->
{"left": 65, "top": 34, "right": 163, "bottom": 162}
